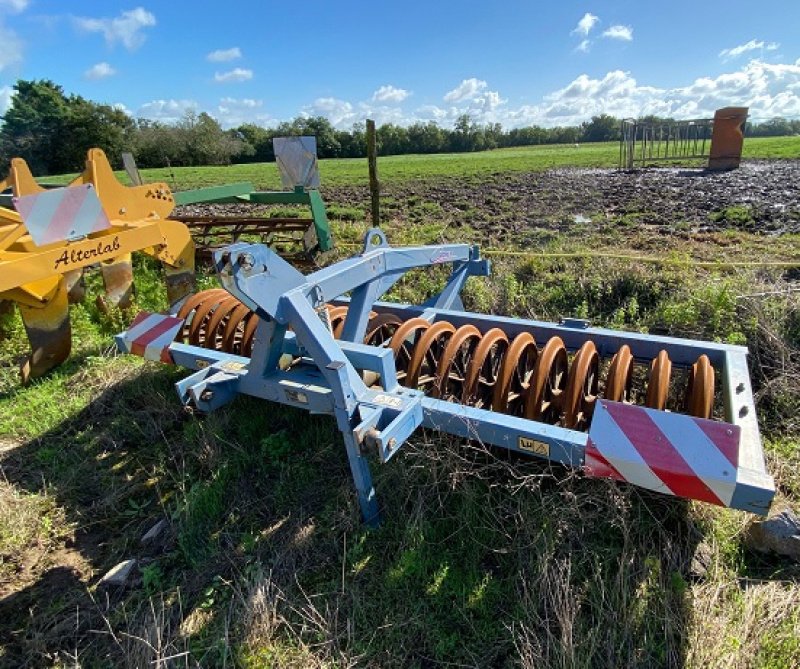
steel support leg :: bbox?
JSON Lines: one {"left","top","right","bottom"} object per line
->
{"left": 99, "top": 253, "right": 134, "bottom": 310}
{"left": 337, "top": 411, "right": 380, "bottom": 526}
{"left": 18, "top": 278, "right": 71, "bottom": 383}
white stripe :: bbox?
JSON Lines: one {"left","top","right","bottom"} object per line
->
{"left": 589, "top": 403, "right": 674, "bottom": 496}
{"left": 652, "top": 413, "right": 736, "bottom": 507}
{"left": 143, "top": 325, "right": 181, "bottom": 362}
{"left": 71, "top": 185, "right": 109, "bottom": 237}
{"left": 123, "top": 313, "right": 164, "bottom": 345}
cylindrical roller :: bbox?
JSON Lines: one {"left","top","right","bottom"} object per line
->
{"left": 187, "top": 293, "right": 227, "bottom": 346}
{"left": 221, "top": 302, "right": 253, "bottom": 353}
{"left": 523, "top": 336, "right": 567, "bottom": 423}
{"left": 162, "top": 291, "right": 720, "bottom": 430}
{"left": 645, "top": 350, "right": 672, "bottom": 411}
{"left": 562, "top": 340, "right": 599, "bottom": 430}
{"left": 364, "top": 313, "right": 403, "bottom": 346}
{"left": 685, "top": 354, "right": 714, "bottom": 419}
{"left": 405, "top": 321, "right": 456, "bottom": 391}
{"left": 493, "top": 332, "right": 538, "bottom": 415}
{"left": 177, "top": 289, "right": 229, "bottom": 321}
{"left": 605, "top": 344, "right": 633, "bottom": 402}
{"left": 462, "top": 328, "right": 509, "bottom": 408}
{"left": 433, "top": 324, "right": 482, "bottom": 400}
{"left": 389, "top": 317, "right": 431, "bottom": 385}
{"left": 202, "top": 296, "right": 241, "bottom": 350}
{"left": 177, "top": 289, "right": 227, "bottom": 342}
{"left": 241, "top": 313, "right": 260, "bottom": 357}
{"left": 328, "top": 306, "right": 349, "bottom": 338}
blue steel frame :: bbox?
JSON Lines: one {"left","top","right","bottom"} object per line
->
{"left": 122, "top": 230, "right": 774, "bottom": 523}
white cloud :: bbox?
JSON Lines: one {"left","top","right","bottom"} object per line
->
{"left": 215, "top": 97, "right": 275, "bottom": 128}
{"left": 572, "top": 12, "right": 599, "bottom": 37}
{"left": 603, "top": 25, "right": 633, "bottom": 41}
{"left": 0, "top": 85, "right": 13, "bottom": 116}
{"left": 234, "top": 58, "right": 800, "bottom": 131}
{"left": 220, "top": 96, "right": 261, "bottom": 108}
{"left": 0, "top": 0, "right": 29, "bottom": 13}
{"left": 444, "top": 78, "right": 488, "bottom": 103}
{"left": 84, "top": 62, "right": 116, "bottom": 80}
{"left": 74, "top": 7, "right": 156, "bottom": 51}
{"left": 576, "top": 39, "right": 591, "bottom": 53}
{"left": 0, "top": 21, "right": 22, "bottom": 72}
{"left": 112, "top": 102, "right": 131, "bottom": 116}
{"left": 214, "top": 67, "right": 253, "bottom": 83}
{"left": 372, "top": 85, "right": 410, "bottom": 103}
{"left": 719, "top": 39, "right": 779, "bottom": 60}
{"left": 304, "top": 97, "right": 355, "bottom": 127}
{"left": 207, "top": 47, "right": 241, "bottom": 63}
{"left": 137, "top": 99, "right": 197, "bottom": 123}
{"left": 129, "top": 56, "right": 800, "bottom": 132}
{"left": 440, "top": 78, "right": 506, "bottom": 123}
{"left": 507, "top": 59, "right": 800, "bottom": 127}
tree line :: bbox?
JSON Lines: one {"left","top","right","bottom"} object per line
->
{"left": 1, "top": 80, "right": 798, "bottom": 175}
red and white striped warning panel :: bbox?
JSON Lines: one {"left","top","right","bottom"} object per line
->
{"left": 118, "top": 312, "right": 183, "bottom": 364}
{"left": 585, "top": 400, "right": 740, "bottom": 508}
{"left": 13, "top": 184, "right": 111, "bottom": 247}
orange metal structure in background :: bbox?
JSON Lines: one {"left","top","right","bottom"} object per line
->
{"left": 619, "top": 107, "right": 749, "bottom": 171}
{"left": 708, "top": 107, "right": 749, "bottom": 170}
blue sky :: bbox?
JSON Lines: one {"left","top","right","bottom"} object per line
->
{"left": 1, "top": 1, "right": 799, "bottom": 129}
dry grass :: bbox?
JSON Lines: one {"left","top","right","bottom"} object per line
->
{"left": 687, "top": 580, "right": 800, "bottom": 669}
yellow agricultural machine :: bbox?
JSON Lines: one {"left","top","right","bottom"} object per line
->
{"left": 0, "top": 148, "right": 194, "bottom": 382}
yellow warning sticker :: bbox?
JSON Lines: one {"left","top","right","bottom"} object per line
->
{"left": 518, "top": 437, "right": 550, "bottom": 457}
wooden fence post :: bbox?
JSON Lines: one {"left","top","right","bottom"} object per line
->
{"left": 366, "top": 119, "right": 380, "bottom": 227}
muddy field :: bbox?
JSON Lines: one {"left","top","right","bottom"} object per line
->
{"left": 176, "top": 160, "right": 800, "bottom": 250}
{"left": 343, "top": 161, "right": 800, "bottom": 235}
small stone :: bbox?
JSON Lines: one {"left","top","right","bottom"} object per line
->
{"left": 690, "top": 542, "right": 713, "bottom": 579}
{"left": 141, "top": 519, "right": 168, "bottom": 546}
{"left": 746, "top": 509, "right": 800, "bottom": 562}
{"left": 100, "top": 559, "right": 138, "bottom": 588}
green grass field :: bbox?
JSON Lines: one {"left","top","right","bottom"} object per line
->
{"left": 154, "top": 136, "right": 800, "bottom": 189}
{"left": 43, "top": 135, "right": 800, "bottom": 190}
{"left": 1, "top": 139, "right": 799, "bottom": 668}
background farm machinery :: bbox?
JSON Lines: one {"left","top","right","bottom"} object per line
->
{"left": 118, "top": 229, "right": 775, "bottom": 525}
{"left": 0, "top": 148, "right": 194, "bottom": 382}
{"left": 0, "top": 137, "right": 333, "bottom": 381}
{"left": 140, "top": 135, "right": 334, "bottom": 268}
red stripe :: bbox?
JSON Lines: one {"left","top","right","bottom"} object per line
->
{"left": 584, "top": 438, "right": 625, "bottom": 481}
{"left": 131, "top": 317, "right": 182, "bottom": 357}
{"left": 44, "top": 186, "right": 89, "bottom": 244}
{"left": 129, "top": 312, "right": 152, "bottom": 329}
{"left": 604, "top": 402, "right": 724, "bottom": 506}
{"left": 694, "top": 418, "right": 739, "bottom": 468}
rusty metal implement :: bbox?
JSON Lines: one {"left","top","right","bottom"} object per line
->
{"left": 117, "top": 230, "right": 774, "bottom": 525}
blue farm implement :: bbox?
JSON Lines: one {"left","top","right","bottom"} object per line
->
{"left": 117, "top": 230, "right": 775, "bottom": 525}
